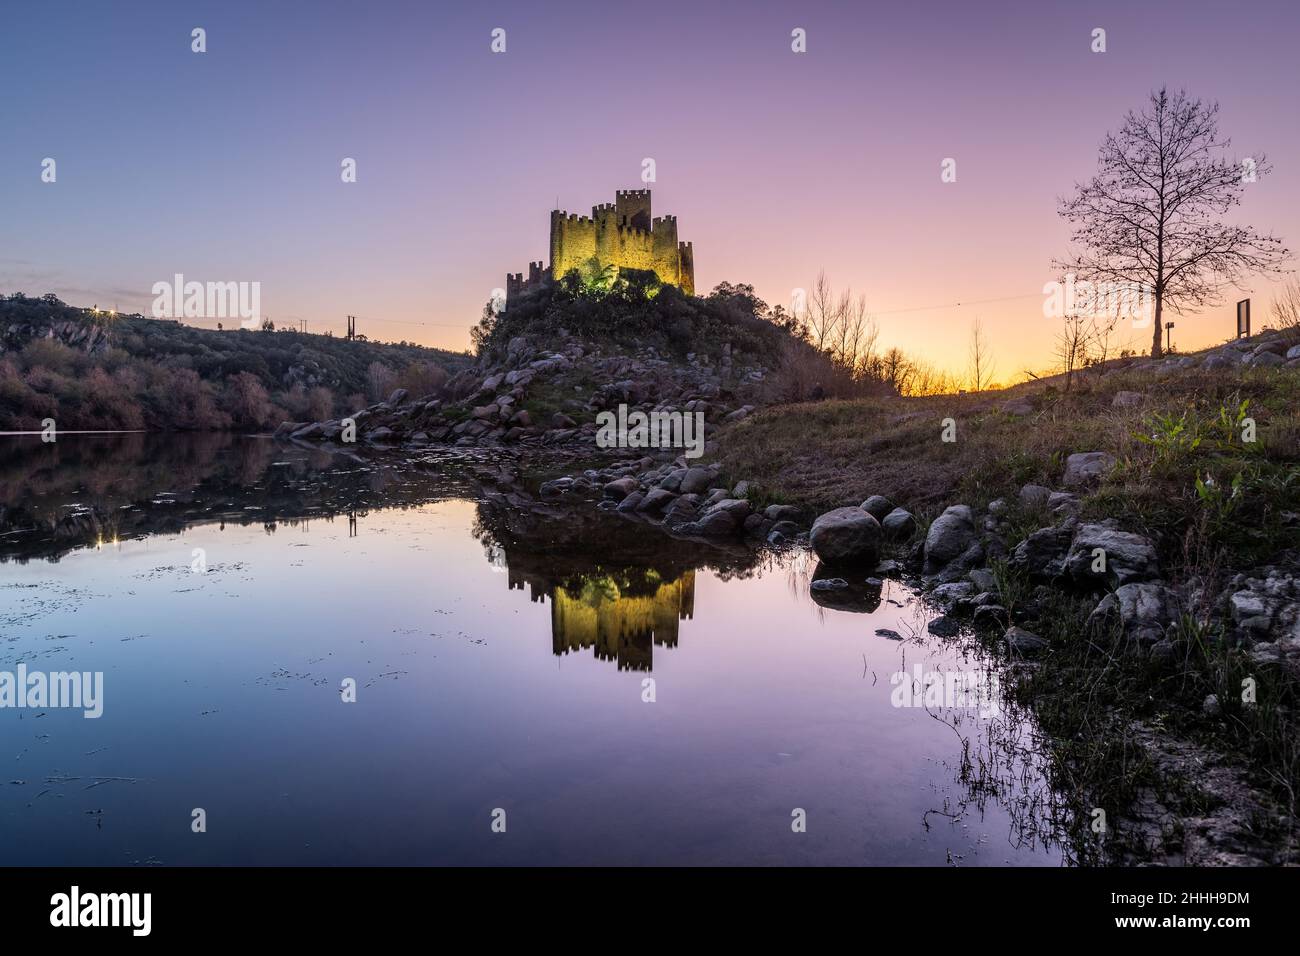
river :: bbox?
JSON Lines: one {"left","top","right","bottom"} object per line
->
{"left": 0, "top": 434, "right": 1070, "bottom": 865}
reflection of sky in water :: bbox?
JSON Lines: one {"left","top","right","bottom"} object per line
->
{"left": 0, "top": 464, "right": 1066, "bottom": 865}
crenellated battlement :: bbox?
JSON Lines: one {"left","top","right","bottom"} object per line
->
{"left": 508, "top": 188, "right": 696, "bottom": 306}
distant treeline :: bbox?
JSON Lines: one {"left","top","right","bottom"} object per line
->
{"left": 0, "top": 293, "right": 470, "bottom": 431}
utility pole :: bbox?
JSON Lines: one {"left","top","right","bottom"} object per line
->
{"left": 1165, "top": 322, "right": 1175, "bottom": 354}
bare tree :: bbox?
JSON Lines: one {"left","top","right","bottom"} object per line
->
{"left": 1089, "top": 309, "right": 1124, "bottom": 366}
{"left": 1057, "top": 87, "right": 1291, "bottom": 358}
{"left": 967, "top": 317, "right": 996, "bottom": 392}
{"left": 834, "top": 293, "right": 878, "bottom": 374}
{"left": 806, "top": 271, "right": 842, "bottom": 351}
{"left": 878, "top": 347, "right": 914, "bottom": 395}
{"left": 1054, "top": 312, "right": 1094, "bottom": 392}
{"left": 1272, "top": 278, "right": 1300, "bottom": 339}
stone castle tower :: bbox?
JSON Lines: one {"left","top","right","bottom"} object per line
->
{"left": 506, "top": 189, "right": 695, "bottom": 304}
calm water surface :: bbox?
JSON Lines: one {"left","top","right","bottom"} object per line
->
{"left": 0, "top": 435, "right": 1068, "bottom": 865}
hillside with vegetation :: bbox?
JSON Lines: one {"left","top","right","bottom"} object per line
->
{"left": 0, "top": 293, "right": 470, "bottom": 431}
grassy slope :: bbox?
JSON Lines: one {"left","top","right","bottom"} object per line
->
{"left": 718, "top": 356, "right": 1300, "bottom": 567}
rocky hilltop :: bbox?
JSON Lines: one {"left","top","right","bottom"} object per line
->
{"left": 275, "top": 331, "right": 770, "bottom": 453}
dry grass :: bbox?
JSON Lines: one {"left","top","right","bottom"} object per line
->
{"left": 719, "top": 361, "right": 1300, "bottom": 560}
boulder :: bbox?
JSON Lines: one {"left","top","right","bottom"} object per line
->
{"left": 1227, "top": 576, "right": 1300, "bottom": 642}
{"left": 1246, "top": 350, "right": 1285, "bottom": 368}
{"left": 386, "top": 388, "right": 409, "bottom": 406}
{"left": 687, "top": 508, "right": 739, "bottom": 536}
{"left": 1005, "top": 626, "right": 1048, "bottom": 655}
{"left": 678, "top": 466, "right": 713, "bottom": 495}
{"left": 1062, "top": 451, "right": 1116, "bottom": 488}
{"left": 637, "top": 488, "right": 676, "bottom": 513}
{"left": 1047, "top": 491, "right": 1080, "bottom": 516}
{"left": 659, "top": 468, "right": 688, "bottom": 492}
{"left": 930, "top": 582, "right": 974, "bottom": 607}
{"left": 933, "top": 541, "right": 985, "bottom": 583}
{"left": 927, "top": 615, "right": 961, "bottom": 637}
{"left": 616, "top": 491, "right": 645, "bottom": 512}
{"left": 860, "top": 495, "right": 895, "bottom": 522}
{"left": 810, "top": 507, "right": 883, "bottom": 566}
{"left": 764, "top": 504, "right": 800, "bottom": 523}
{"left": 923, "top": 505, "right": 976, "bottom": 570}
{"left": 662, "top": 494, "right": 701, "bottom": 526}
{"left": 602, "top": 477, "right": 640, "bottom": 501}
{"left": 1112, "top": 390, "right": 1146, "bottom": 409}
{"left": 1019, "top": 484, "right": 1052, "bottom": 510}
{"left": 880, "top": 507, "right": 916, "bottom": 541}
{"left": 702, "top": 488, "right": 729, "bottom": 508}
{"left": 539, "top": 477, "right": 573, "bottom": 498}
{"left": 704, "top": 498, "right": 752, "bottom": 522}
{"left": 1087, "top": 582, "right": 1183, "bottom": 646}
{"left": 1064, "top": 524, "right": 1159, "bottom": 587}
{"left": 973, "top": 604, "right": 1008, "bottom": 628}
{"left": 1201, "top": 352, "right": 1239, "bottom": 370}
{"left": 1010, "top": 523, "right": 1074, "bottom": 579}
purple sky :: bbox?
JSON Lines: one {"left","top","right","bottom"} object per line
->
{"left": 2, "top": 0, "right": 1296, "bottom": 375}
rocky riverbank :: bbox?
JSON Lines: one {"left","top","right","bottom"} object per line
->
{"left": 544, "top": 448, "right": 1299, "bottom": 863}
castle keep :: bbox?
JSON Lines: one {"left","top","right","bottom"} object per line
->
{"left": 506, "top": 189, "right": 695, "bottom": 304}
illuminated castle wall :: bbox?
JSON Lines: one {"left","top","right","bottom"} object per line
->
{"left": 506, "top": 189, "right": 696, "bottom": 303}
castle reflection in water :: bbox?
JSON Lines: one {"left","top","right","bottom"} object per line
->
{"left": 506, "top": 563, "right": 696, "bottom": 671}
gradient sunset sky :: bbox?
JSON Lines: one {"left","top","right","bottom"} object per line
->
{"left": 3, "top": 0, "right": 1297, "bottom": 378}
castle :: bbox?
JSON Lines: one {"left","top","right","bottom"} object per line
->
{"left": 506, "top": 189, "right": 695, "bottom": 304}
